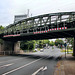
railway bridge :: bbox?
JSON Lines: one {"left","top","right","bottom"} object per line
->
{"left": 0, "top": 12, "right": 75, "bottom": 56}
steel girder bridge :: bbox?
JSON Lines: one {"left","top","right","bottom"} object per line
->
{"left": 0, "top": 12, "right": 75, "bottom": 56}
{"left": 0, "top": 12, "right": 75, "bottom": 41}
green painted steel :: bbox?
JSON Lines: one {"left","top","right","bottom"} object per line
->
{"left": 0, "top": 12, "right": 75, "bottom": 35}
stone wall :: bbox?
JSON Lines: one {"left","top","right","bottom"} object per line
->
{"left": 0, "top": 41, "right": 20, "bottom": 53}
{"left": 14, "top": 41, "right": 20, "bottom": 53}
{"left": 0, "top": 44, "right": 3, "bottom": 51}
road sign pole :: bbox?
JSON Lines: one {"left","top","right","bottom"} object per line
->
{"left": 64, "top": 43, "right": 67, "bottom": 58}
{"left": 65, "top": 47, "right": 66, "bottom": 58}
{"left": 67, "top": 46, "right": 68, "bottom": 54}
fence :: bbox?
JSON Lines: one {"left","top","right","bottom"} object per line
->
{"left": 0, "top": 50, "right": 34, "bottom": 55}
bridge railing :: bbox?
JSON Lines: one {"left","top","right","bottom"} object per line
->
{"left": 2, "top": 12, "right": 75, "bottom": 35}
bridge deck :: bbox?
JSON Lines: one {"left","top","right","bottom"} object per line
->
{"left": 0, "top": 12, "right": 75, "bottom": 40}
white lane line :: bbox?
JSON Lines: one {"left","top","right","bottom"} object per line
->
{"left": 32, "top": 67, "right": 44, "bottom": 75}
{"left": 0, "top": 58, "right": 23, "bottom": 63}
{"left": 0, "top": 63, "right": 14, "bottom": 68}
{"left": 32, "top": 66, "right": 47, "bottom": 75}
{"left": 2, "top": 58, "right": 42, "bottom": 75}
{"left": 42, "top": 66, "right": 47, "bottom": 71}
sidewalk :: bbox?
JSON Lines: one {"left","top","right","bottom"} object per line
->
{"left": 54, "top": 54, "right": 75, "bottom": 75}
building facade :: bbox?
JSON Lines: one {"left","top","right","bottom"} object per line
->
{"left": 14, "top": 14, "right": 27, "bottom": 23}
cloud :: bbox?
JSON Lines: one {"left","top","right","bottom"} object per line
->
{"left": 0, "top": 0, "right": 75, "bottom": 26}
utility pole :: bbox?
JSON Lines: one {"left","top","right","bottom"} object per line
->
{"left": 64, "top": 43, "right": 67, "bottom": 58}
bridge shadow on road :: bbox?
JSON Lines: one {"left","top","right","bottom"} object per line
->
{"left": 10, "top": 54, "right": 63, "bottom": 61}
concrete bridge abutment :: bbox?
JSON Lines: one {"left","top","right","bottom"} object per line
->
{"left": 0, "top": 40, "right": 20, "bottom": 54}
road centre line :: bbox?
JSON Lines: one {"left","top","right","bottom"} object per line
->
{"left": 2, "top": 58, "right": 42, "bottom": 75}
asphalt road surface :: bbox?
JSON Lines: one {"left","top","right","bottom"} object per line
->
{"left": 0, "top": 46, "right": 64, "bottom": 75}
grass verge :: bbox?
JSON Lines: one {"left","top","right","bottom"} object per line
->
{"left": 61, "top": 49, "right": 73, "bottom": 52}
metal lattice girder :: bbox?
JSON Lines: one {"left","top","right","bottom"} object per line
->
{"left": 1, "top": 12, "right": 75, "bottom": 35}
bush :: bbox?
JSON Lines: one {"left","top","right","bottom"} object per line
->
{"left": 20, "top": 40, "right": 35, "bottom": 51}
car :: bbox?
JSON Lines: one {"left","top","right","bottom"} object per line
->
{"left": 34, "top": 49, "right": 38, "bottom": 52}
{"left": 40, "top": 49, "right": 44, "bottom": 52}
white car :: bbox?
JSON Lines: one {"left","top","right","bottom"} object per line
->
{"left": 35, "top": 49, "right": 38, "bottom": 52}
{"left": 40, "top": 49, "right": 44, "bottom": 52}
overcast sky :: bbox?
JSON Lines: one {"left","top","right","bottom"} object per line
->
{"left": 0, "top": 0, "right": 75, "bottom": 27}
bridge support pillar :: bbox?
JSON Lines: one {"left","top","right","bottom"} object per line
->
{"left": 3, "top": 41, "right": 14, "bottom": 51}
{"left": 0, "top": 41, "right": 20, "bottom": 55}
{"left": 73, "top": 37, "right": 75, "bottom": 56}
{"left": 14, "top": 41, "right": 20, "bottom": 54}
{"left": 0, "top": 43, "right": 3, "bottom": 52}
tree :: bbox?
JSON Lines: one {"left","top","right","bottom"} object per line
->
{"left": 20, "top": 40, "right": 36, "bottom": 50}
{"left": 0, "top": 26, "right": 4, "bottom": 30}
{"left": 66, "top": 38, "right": 74, "bottom": 49}
{"left": 39, "top": 40, "right": 43, "bottom": 48}
{"left": 49, "top": 41, "right": 55, "bottom": 46}
{"left": 55, "top": 39, "right": 64, "bottom": 46}
{"left": 0, "top": 25, "right": 4, "bottom": 44}
{"left": 43, "top": 40, "right": 49, "bottom": 44}
{"left": 37, "top": 40, "right": 50, "bottom": 48}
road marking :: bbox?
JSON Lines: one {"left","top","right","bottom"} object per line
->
{"left": 32, "top": 67, "right": 44, "bottom": 75}
{"left": 2, "top": 58, "right": 42, "bottom": 75}
{"left": 32, "top": 66, "right": 47, "bottom": 75}
{"left": 42, "top": 66, "right": 47, "bottom": 71}
{"left": 0, "top": 63, "right": 14, "bottom": 68}
{"left": 0, "top": 58, "right": 23, "bottom": 63}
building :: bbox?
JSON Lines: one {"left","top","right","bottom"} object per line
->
{"left": 14, "top": 14, "right": 27, "bottom": 23}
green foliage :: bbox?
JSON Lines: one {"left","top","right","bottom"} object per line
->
{"left": 55, "top": 39, "right": 64, "bottom": 46}
{"left": 0, "top": 26, "right": 4, "bottom": 30}
{"left": 20, "top": 40, "right": 35, "bottom": 51}
{"left": 43, "top": 40, "right": 49, "bottom": 44}
{"left": 66, "top": 38, "right": 73, "bottom": 48}
{"left": 39, "top": 40, "right": 43, "bottom": 48}
{"left": 34, "top": 40, "right": 50, "bottom": 48}
{"left": 35, "top": 40, "right": 39, "bottom": 44}
{"left": 20, "top": 39, "right": 51, "bottom": 51}
{"left": 49, "top": 41, "right": 55, "bottom": 46}
{"left": 61, "top": 49, "right": 73, "bottom": 52}
{"left": 0, "top": 25, "right": 4, "bottom": 34}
